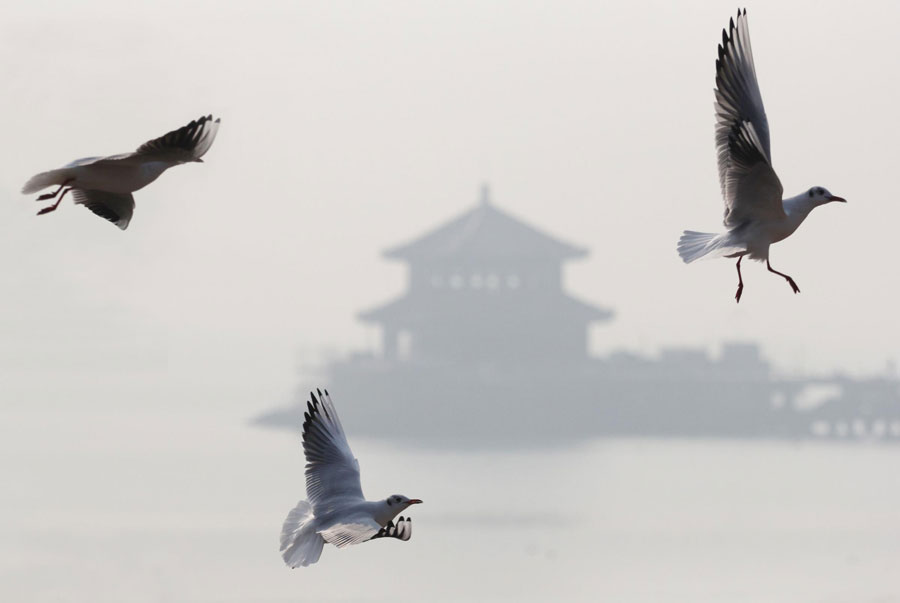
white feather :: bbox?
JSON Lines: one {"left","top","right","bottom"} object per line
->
{"left": 280, "top": 500, "right": 325, "bottom": 568}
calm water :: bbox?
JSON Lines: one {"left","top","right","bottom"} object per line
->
{"left": 2, "top": 405, "right": 899, "bottom": 602}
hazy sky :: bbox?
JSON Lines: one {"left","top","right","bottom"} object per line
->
{"left": 2, "top": 0, "right": 899, "bottom": 415}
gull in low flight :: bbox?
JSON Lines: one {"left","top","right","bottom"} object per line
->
{"left": 22, "top": 114, "right": 220, "bottom": 230}
{"left": 677, "top": 10, "right": 846, "bottom": 302}
{"left": 280, "top": 390, "right": 423, "bottom": 568}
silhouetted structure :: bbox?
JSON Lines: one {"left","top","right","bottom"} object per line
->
{"left": 256, "top": 188, "right": 900, "bottom": 447}
{"left": 360, "top": 185, "right": 610, "bottom": 367}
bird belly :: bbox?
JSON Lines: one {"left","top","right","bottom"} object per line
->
{"left": 744, "top": 247, "right": 769, "bottom": 261}
{"left": 766, "top": 220, "right": 798, "bottom": 244}
{"left": 73, "top": 160, "right": 170, "bottom": 193}
{"left": 733, "top": 218, "right": 797, "bottom": 260}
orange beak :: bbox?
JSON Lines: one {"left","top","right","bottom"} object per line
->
{"left": 828, "top": 195, "right": 847, "bottom": 203}
{"left": 407, "top": 499, "right": 423, "bottom": 505}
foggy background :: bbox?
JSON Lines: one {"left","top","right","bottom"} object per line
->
{"left": 2, "top": 1, "right": 899, "bottom": 601}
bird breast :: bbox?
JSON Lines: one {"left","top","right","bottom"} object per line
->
{"left": 739, "top": 215, "right": 803, "bottom": 247}
{"left": 72, "top": 159, "right": 173, "bottom": 193}
{"left": 765, "top": 218, "right": 801, "bottom": 244}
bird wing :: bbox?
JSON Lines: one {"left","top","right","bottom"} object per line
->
{"left": 714, "top": 9, "right": 784, "bottom": 227}
{"left": 318, "top": 515, "right": 382, "bottom": 548}
{"left": 302, "top": 389, "right": 365, "bottom": 509}
{"left": 367, "top": 516, "right": 413, "bottom": 542}
{"left": 72, "top": 189, "right": 135, "bottom": 230}
{"left": 63, "top": 156, "right": 106, "bottom": 169}
{"left": 134, "top": 114, "right": 221, "bottom": 163}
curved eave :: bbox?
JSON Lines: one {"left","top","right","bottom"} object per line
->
{"left": 383, "top": 202, "right": 589, "bottom": 262}
{"left": 358, "top": 297, "right": 421, "bottom": 325}
{"left": 383, "top": 245, "right": 589, "bottom": 262}
{"left": 565, "top": 295, "right": 615, "bottom": 323}
{"left": 359, "top": 294, "right": 613, "bottom": 325}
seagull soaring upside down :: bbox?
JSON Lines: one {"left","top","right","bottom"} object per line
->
{"left": 22, "top": 114, "right": 220, "bottom": 230}
{"left": 677, "top": 10, "right": 846, "bottom": 302}
{"left": 280, "top": 390, "right": 423, "bottom": 568}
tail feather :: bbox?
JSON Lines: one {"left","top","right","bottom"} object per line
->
{"left": 22, "top": 169, "right": 70, "bottom": 194}
{"left": 677, "top": 230, "right": 739, "bottom": 263}
{"left": 280, "top": 500, "right": 324, "bottom": 568}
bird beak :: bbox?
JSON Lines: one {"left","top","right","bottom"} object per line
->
{"left": 827, "top": 195, "right": 846, "bottom": 203}
{"left": 407, "top": 499, "right": 423, "bottom": 505}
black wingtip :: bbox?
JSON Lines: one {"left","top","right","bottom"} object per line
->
{"left": 309, "top": 388, "right": 331, "bottom": 419}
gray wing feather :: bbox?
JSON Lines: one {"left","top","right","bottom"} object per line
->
{"left": 714, "top": 9, "right": 784, "bottom": 227}
{"left": 318, "top": 516, "right": 381, "bottom": 548}
{"left": 135, "top": 115, "right": 220, "bottom": 162}
{"left": 302, "top": 389, "right": 365, "bottom": 508}
{"left": 72, "top": 189, "right": 135, "bottom": 230}
{"left": 63, "top": 156, "right": 104, "bottom": 169}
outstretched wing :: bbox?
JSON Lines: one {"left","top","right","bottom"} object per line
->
{"left": 714, "top": 9, "right": 784, "bottom": 227}
{"left": 72, "top": 189, "right": 135, "bottom": 230}
{"left": 135, "top": 114, "right": 220, "bottom": 162}
{"left": 302, "top": 389, "right": 365, "bottom": 509}
{"left": 319, "top": 515, "right": 382, "bottom": 548}
{"left": 368, "top": 516, "right": 413, "bottom": 542}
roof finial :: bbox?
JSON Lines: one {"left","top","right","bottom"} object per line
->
{"left": 479, "top": 182, "right": 491, "bottom": 206}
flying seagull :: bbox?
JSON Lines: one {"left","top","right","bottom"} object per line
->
{"left": 677, "top": 10, "right": 846, "bottom": 302}
{"left": 280, "top": 389, "right": 423, "bottom": 568}
{"left": 22, "top": 114, "right": 220, "bottom": 230}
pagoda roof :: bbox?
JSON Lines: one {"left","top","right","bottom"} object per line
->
{"left": 384, "top": 193, "right": 588, "bottom": 262}
{"left": 359, "top": 293, "right": 612, "bottom": 325}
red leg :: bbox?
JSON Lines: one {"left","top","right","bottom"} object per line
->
{"left": 735, "top": 255, "right": 744, "bottom": 303}
{"left": 767, "top": 259, "right": 800, "bottom": 294}
{"left": 37, "top": 187, "right": 72, "bottom": 216}
{"left": 37, "top": 178, "right": 75, "bottom": 201}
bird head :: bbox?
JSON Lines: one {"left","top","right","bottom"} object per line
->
{"left": 385, "top": 494, "right": 423, "bottom": 512}
{"left": 806, "top": 186, "right": 846, "bottom": 205}
{"left": 374, "top": 494, "right": 422, "bottom": 526}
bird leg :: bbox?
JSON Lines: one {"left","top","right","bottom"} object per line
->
{"left": 37, "top": 187, "right": 72, "bottom": 216}
{"left": 735, "top": 255, "right": 744, "bottom": 303}
{"left": 36, "top": 178, "right": 74, "bottom": 201}
{"left": 767, "top": 259, "right": 800, "bottom": 294}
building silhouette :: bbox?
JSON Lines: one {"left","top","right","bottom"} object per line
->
{"left": 360, "top": 185, "right": 610, "bottom": 367}
{"left": 257, "top": 188, "right": 900, "bottom": 447}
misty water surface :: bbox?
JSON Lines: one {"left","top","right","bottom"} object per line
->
{"left": 3, "top": 405, "right": 898, "bottom": 603}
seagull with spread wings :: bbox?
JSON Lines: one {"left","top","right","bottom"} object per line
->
{"left": 677, "top": 10, "right": 846, "bottom": 302}
{"left": 280, "top": 390, "right": 423, "bottom": 568}
{"left": 22, "top": 114, "right": 220, "bottom": 230}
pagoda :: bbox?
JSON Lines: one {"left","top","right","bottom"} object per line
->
{"left": 358, "top": 185, "right": 612, "bottom": 367}
{"left": 258, "top": 186, "right": 886, "bottom": 446}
